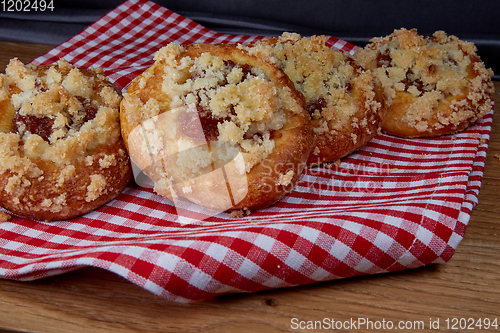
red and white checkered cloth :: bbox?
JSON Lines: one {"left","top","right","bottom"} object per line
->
{"left": 0, "top": 0, "right": 494, "bottom": 302}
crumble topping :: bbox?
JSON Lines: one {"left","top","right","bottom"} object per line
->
{"left": 277, "top": 170, "right": 294, "bottom": 186}
{"left": 99, "top": 154, "right": 117, "bottom": 168}
{"left": 124, "top": 43, "right": 289, "bottom": 174}
{"left": 353, "top": 28, "right": 494, "bottom": 132}
{"left": 85, "top": 174, "right": 107, "bottom": 202}
{"left": 249, "top": 33, "right": 381, "bottom": 146}
{"left": 0, "top": 58, "right": 124, "bottom": 211}
{"left": 0, "top": 211, "right": 11, "bottom": 222}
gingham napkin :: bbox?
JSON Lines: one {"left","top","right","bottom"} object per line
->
{"left": 0, "top": 0, "right": 493, "bottom": 302}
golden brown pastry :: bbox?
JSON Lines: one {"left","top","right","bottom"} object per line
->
{"left": 0, "top": 58, "right": 132, "bottom": 221}
{"left": 120, "top": 42, "right": 314, "bottom": 213}
{"left": 248, "top": 33, "right": 384, "bottom": 167}
{"left": 353, "top": 28, "right": 494, "bottom": 138}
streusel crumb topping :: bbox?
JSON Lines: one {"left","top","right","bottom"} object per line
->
{"left": 249, "top": 33, "right": 381, "bottom": 145}
{"left": 124, "top": 43, "right": 289, "bottom": 173}
{"left": 353, "top": 28, "right": 494, "bottom": 132}
{"left": 0, "top": 58, "right": 123, "bottom": 210}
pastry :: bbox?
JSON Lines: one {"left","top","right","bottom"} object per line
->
{"left": 353, "top": 28, "right": 494, "bottom": 138}
{"left": 249, "top": 33, "right": 384, "bottom": 167}
{"left": 0, "top": 58, "right": 132, "bottom": 221}
{"left": 120, "top": 43, "right": 314, "bottom": 212}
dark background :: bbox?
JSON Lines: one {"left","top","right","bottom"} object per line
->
{"left": 1, "top": 0, "right": 499, "bottom": 79}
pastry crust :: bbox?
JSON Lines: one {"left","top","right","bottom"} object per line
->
{"left": 248, "top": 33, "right": 384, "bottom": 167}
{"left": 0, "top": 58, "right": 132, "bottom": 221}
{"left": 353, "top": 28, "right": 494, "bottom": 138}
{"left": 120, "top": 43, "right": 314, "bottom": 212}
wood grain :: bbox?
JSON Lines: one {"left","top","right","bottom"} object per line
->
{"left": 0, "top": 41, "right": 53, "bottom": 73}
{"left": 0, "top": 41, "right": 499, "bottom": 333}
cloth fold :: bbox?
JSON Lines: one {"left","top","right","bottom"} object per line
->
{"left": 0, "top": 0, "right": 493, "bottom": 302}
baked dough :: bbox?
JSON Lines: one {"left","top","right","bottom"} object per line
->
{"left": 120, "top": 43, "right": 314, "bottom": 212}
{"left": 353, "top": 28, "right": 494, "bottom": 138}
{"left": 248, "top": 33, "right": 384, "bottom": 167}
{"left": 0, "top": 58, "right": 132, "bottom": 221}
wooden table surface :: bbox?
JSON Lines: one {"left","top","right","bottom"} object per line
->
{"left": 0, "top": 41, "right": 499, "bottom": 333}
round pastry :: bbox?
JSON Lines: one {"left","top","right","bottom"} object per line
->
{"left": 248, "top": 33, "right": 384, "bottom": 167}
{"left": 353, "top": 28, "right": 494, "bottom": 138}
{"left": 0, "top": 58, "right": 132, "bottom": 221}
{"left": 120, "top": 42, "right": 314, "bottom": 213}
